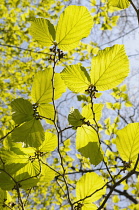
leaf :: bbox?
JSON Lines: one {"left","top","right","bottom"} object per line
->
{"left": 81, "top": 103, "right": 104, "bottom": 124}
{"left": 12, "top": 118, "right": 45, "bottom": 147}
{"left": 76, "top": 172, "right": 106, "bottom": 205}
{"left": 38, "top": 164, "right": 56, "bottom": 185}
{"left": 38, "top": 103, "right": 54, "bottom": 123}
{"left": 39, "top": 132, "right": 58, "bottom": 152}
{"left": 115, "top": 123, "right": 139, "bottom": 171}
{"left": 56, "top": 5, "right": 93, "bottom": 50}
{"left": 68, "top": 108, "right": 84, "bottom": 127}
{"left": 61, "top": 64, "right": 91, "bottom": 93}
{"left": 31, "top": 68, "right": 66, "bottom": 103}
{"left": 76, "top": 125, "right": 98, "bottom": 150}
{"left": 11, "top": 98, "right": 34, "bottom": 124}
{"left": 78, "top": 142, "right": 103, "bottom": 166}
{"left": 90, "top": 45, "right": 129, "bottom": 91}
{"left": 29, "top": 18, "right": 55, "bottom": 46}
{"left": 108, "top": 0, "right": 130, "bottom": 9}
{"left": 0, "top": 172, "right": 15, "bottom": 190}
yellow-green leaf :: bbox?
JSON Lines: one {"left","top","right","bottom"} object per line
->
{"left": 90, "top": 45, "right": 129, "bottom": 91}
{"left": 108, "top": 0, "right": 130, "bottom": 9}
{"left": 68, "top": 108, "right": 84, "bottom": 127}
{"left": 29, "top": 18, "right": 55, "bottom": 46}
{"left": 76, "top": 125, "right": 98, "bottom": 150}
{"left": 56, "top": 5, "right": 93, "bottom": 50}
{"left": 61, "top": 64, "right": 91, "bottom": 93}
{"left": 76, "top": 172, "right": 106, "bottom": 204}
{"left": 31, "top": 68, "right": 66, "bottom": 103}
{"left": 81, "top": 103, "right": 104, "bottom": 124}
{"left": 115, "top": 123, "right": 139, "bottom": 171}
{"left": 39, "top": 132, "right": 57, "bottom": 152}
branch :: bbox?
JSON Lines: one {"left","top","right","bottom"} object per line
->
{"left": 128, "top": 0, "right": 139, "bottom": 25}
{"left": 0, "top": 124, "right": 19, "bottom": 141}
{"left": 97, "top": 154, "right": 139, "bottom": 210}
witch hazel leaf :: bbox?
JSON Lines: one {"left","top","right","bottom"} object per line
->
{"left": 115, "top": 122, "right": 139, "bottom": 171}
{"left": 39, "top": 132, "right": 58, "bottom": 152}
{"left": 31, "top": 68, "right": 66, "bottom": 104}
{"left": 81, "top": 103, "right": 104, "bottom": 124}
{"left": 76, "top": 172, "right": 106, "bottom": 204}
{"left": 29, "top": 18, "right": 55, "bottom": 47}
{"left": 90, "top": 45, "right": 129, "bottom": 91}
{"left": 108, "top": 0, "right": 130, "bottom": 10}
{"left": 56, "top": 5, "right": 93, "bottom": 51}
{"left": 61, "top": 64, "right": 91, "bottom": 93}
{"left": 12, "top": 118, "right": 45, "bottom": 148}
{"left": 68, "top": 108, "right": 84, "bottom": 127}
{"left": 11, "top": 98, "right": 34, "bottom": 124}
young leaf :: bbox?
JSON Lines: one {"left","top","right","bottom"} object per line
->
{"left": 68, "top": 108, "right": 84, "bottom": 127}
{"left": 108, "top": 0, "right": 130, "bottom": 9}
{"left": 56, "top": 5, "right": 93, "bottom": 50}
{"left": 76, "top": 172, "right": 106, "bottom": 206}
{"left": 38, "top": 164, "right": 56, "bottom": 185}
{"left": 81, "top": 103, "right": 104, "bottom": 124}
{"left": 12, "top": 118, "right": 45, "bottom": 148}
{"left": 39, "top": 132, "right": 58, "bottom": 152}
{"left": 31, "top": 68, "right": 66, "bottom": 103}
{"left": 11, "top": 98, "right": 34, "bottom": 124}
{"left": 76, "top": 125, "right": 98, "bottom": 149}
{"left": 115, "top": 123, "right": 139, "bottom": 171}
{"left": 90, "top": 45, "right": 129, "bottom": 91}
{"left": 29, "top": 18, "right": 55, "bottom": 46}
{"left": 78, "top": 142, "right": 103, "bottom": 166}
{"left": 61, "top": 64, "right": 91, "bottom": 93}
{"left": 38, "top": 103, "right": 54, "bottom": 123}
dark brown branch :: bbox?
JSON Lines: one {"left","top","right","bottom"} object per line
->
{"left": 97, "top": 154, "right": 139, "bottom": 210}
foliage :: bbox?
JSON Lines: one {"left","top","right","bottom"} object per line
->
{"left": 0, "top": 0, "right": 139, "bottom": 210}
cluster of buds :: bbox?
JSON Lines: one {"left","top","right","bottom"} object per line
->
{"left": 74, "top": 203, "right": 84, "bottom": 210}
{"left": 48, "top": 46, "right": 65, "bottom": 61}
{"left": 32, "top": 103, "right": 42, "bottom": 120}
{"left": 85, "top": 84, "right": 98, "bottom": 99}
{"left": 29, "top": 151, "right": 44, "bottom": 163}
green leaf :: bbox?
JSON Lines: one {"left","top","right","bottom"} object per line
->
{"left": 76, "top": 172, "right": 106, "bottom": 205}
{"left": 56, "top": 5, "right": 93, "bottom": 50}
{"left": 29, "top": 18, "right": 55, "bottom": 46}
{"left": 78, "top": 142, "right": 103, "bottom": 166}
{"left": 0, "top": 172, "right": 15, "bottom": 190}
{"left": 12, "top": 118, "right": 45, "bottom": 147}
{"left": 81, "top": 103, "right": 104, "bottom": 124}
{"left": 108, "top": 0, "right": 130, "bottom": 9}
{"left": 115, "top": 123, "right": 139, "bottom": 171}
{"left": 61, "top": 64, "right": 91, "bottom": 93}
{"left": 38, "top": 103, "right": 54, "bottom": 123}
{"left": 11, "top": 98, "right": 34, "bottom": 124}
{"left": 68, "top": 108, "right": 84, "bottom": 127}
{"left": 90, "top": 45, "right": 129, "bottom": 91}
{"left": 31, "top": 68, "right": 66, "bottom": 103}
{"left": 38, "top": 164, "right": 56, "bottom": 185}
{"left": 39, "top": 132, "right": 58, "bottom": 152}
{"left": 0, "top": 189, "right": 12, "bottom": 209}
{"left": 76, "top": 125, "right": 98, "bottom": 149}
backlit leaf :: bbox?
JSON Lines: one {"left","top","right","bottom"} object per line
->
{"left": 68, "top": 108, "right": 84, "bottom": 127}
{"left": 90, "top": 45, "right": 129, "bottom": 91}
{"left": 31, "top": 68, "right": 66, "bottom": 103}
{"left": 115, "top": 123, "right": 139, "bottom": 171}
{"left": 76, "top": 125, "right": 98, "bottom": 149}
{"left": 12, "top": 118, "right": 45, "bottom": 148}
{"left": 81, "top": 103, "right": 104, "bottom": 124}
{"left": 11, "top": 98, "right": 33, "bottom": 124}
{"left": 61, "top": 64, "right": 91, "bottom": 93}
{"left": 78, "top": 142, "right": 103, "bottom": 166}
{"left": 39, "top": 132, "right": 58, "bottom": 152}
{"left": 108, "top": 0, "right": 130, "bottom": 9}
{"left": 56, "top": 5, "right": 93, "bottom": 50}
{"left": 76, "top": 172, "right": 106, "bottom": 204}
{"left": 29, "top": 18, "right": 55, "bottom": 46}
